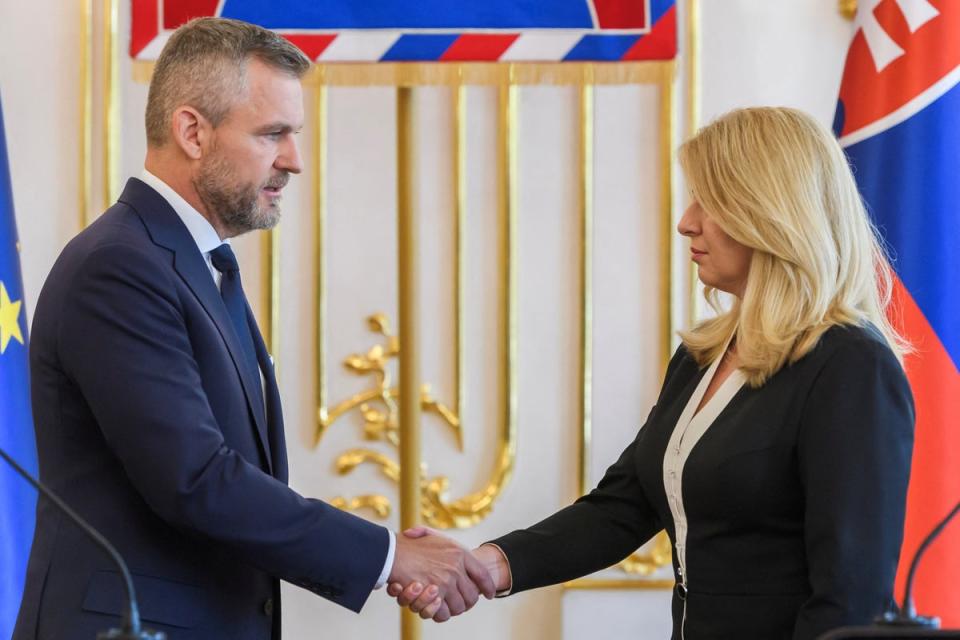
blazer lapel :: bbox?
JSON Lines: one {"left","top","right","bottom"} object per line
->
{"left": 118, "top": 178, "right": 274, "bottom": 474}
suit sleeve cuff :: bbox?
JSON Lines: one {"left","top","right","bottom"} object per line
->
{"left": 373, "top": 529, "right": 396, "bottom": 590}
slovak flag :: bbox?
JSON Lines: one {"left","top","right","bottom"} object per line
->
{"left": 833, "top": 0, "right": 959, "bottom": 625}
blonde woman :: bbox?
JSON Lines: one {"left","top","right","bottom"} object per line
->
{"left": 390, "top": 107, "right": 915, "bottom": 639}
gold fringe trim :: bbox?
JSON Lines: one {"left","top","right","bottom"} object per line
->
{"left": 133, "top": 60, "right": 674, "bottom": 86}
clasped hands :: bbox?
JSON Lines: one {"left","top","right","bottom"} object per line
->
{"left": 386, "top": 527, "right": 510, "bottom": 622}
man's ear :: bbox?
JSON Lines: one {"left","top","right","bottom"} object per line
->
{"left": 170, "top": 106, "right": 209, "bottom": 160}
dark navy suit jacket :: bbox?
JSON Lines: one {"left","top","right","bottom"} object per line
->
{"left": 493, "top": 324, "right": 914, "bottom": 640}
{"left": 15, "top": 178, "right": 389, "bottom": 640}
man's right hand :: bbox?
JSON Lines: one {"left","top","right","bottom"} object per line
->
{"left": 387, "top": 527, "right": 495, "bottom": 622}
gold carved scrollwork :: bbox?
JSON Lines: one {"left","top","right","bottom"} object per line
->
{"left": 329, "top": 495, "right": 392, "bottom": 518}
{"left": 618, "top": 533, "right": 674, "bottom": 576}
{"left": 318, "top": 313, "right": 509, "bottom": 529}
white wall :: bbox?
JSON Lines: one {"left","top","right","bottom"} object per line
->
{"left": 0, "top": 0, "right": 84, "bottom": 315}
{"left": 0, "top": 2, "right": 853, "bottom": 639}
{"left": 699, "top": 0, "right": 852, "bottom": 124}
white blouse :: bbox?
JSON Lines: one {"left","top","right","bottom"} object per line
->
{"left": 662, "top": 349, "right": 746, "bottom": 593}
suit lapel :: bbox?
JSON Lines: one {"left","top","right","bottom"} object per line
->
{"left": 118, "top": 178, "right": 274, "bottom": 474}
{"left": 248, "top": 305, "right": 288, "bottom": 483}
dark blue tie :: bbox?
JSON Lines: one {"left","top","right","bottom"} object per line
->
{"left": 210, "top": 244, "right": 265, "bottom": 423}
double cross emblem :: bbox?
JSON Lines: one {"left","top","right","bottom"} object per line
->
{"left": 856, "top": 0, "right": 939, "bottom": 72}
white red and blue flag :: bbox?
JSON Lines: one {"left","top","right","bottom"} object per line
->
{"left": 129, "top": 0, "right": 676, "bottom": 62}
{"left": 834, "top": 0, "right": 960, "bottom": 625}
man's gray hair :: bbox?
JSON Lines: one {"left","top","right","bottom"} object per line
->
{"left": 145, "top": 17, "right": 310, "bottom": 147}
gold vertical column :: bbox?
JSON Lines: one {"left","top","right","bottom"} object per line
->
{"left": 498, "top": 76, "right": 519, "bottom": 502}
{"left": 102, "top": 0, "right": 120, "bottom": 206}
{"left": 315, "top": 82, "right": 329, "bottom": 437}
{"left": 403, "top": 76, "right": 517, "bottom": 528}
{"left": 452, "top": 79, "right": 466, "bottom": 450}
{"left": 263, "top": 229, "right": 281, "bottom": 361}
{"left": 659, "top": 62, "right": 677, "bottom": 365}
{"left": 686, "top": 0, "right": 702, "bottom": 328}
{"left": 568, "top": 62, "right": 678, "bottom": 588}
{"left": 396, "top": 86, "right": 422, "bottom": 640}
{"left": 577, "top": 76, "right": 594, "bottom": 496}
{"left": 80, "top": 0, "right": 94, "bottom": 228}
{"left": 685, "top": 0, "right": 700, "bottom": 137}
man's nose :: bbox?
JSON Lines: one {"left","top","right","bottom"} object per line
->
{"left": 277, "top": 137, "right": 303, "bottom": 175}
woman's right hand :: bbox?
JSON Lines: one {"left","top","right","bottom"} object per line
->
{"left": 472, "top": 543, "right": 512, "bottom": 594}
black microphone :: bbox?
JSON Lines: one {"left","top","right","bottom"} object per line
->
{"left": 876, "top": 499, "right": 960, "bottom": 629}
{"left": 0, "top": 446, "right": 166, "bottom": 640}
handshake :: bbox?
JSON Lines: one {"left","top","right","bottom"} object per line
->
{"left": 385, "top": 527, "right": 511, "bottom": 622}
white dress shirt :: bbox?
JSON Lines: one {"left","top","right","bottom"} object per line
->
{"left": 139, "top": 170, "right": 396, "bottom": 589}
{"left": 140, "top": 170, "right": 226, "bottom": 286}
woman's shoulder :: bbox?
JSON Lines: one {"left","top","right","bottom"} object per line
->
{"left": 667, "top": 343, "right": 699, "bottom": 375}
{"left": 659, "top": 343, "right": 703, "bottom": 395}
{"left": 816, "top": 322, "right": 897, "bottom": 358}
{"left": 801, "top": 322, "right": 905, "bottom": 381}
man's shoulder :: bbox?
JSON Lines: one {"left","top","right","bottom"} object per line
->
{"left": 32, "top": 200, "right": 180, "bottom": 347}
{"left": 64, "top": 176, "right": 185, "bottom": 259}
{"left": 68, "top": 200, "right": 164, "bottom": 257}
{"left": 49, "top": 202, "right": 175, "bottom": 294}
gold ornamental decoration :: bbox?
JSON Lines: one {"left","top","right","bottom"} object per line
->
{"left": 318, "top": 313, "right": 510, "bottom": 529}
{"left": 839, "top": 0, "right": 857, "bottom": 20}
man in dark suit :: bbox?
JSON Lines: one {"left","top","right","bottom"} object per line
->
{"left": 14, "top": 17, "right": 492, "bottom": 640}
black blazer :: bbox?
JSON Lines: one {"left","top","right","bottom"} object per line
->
{"left": 493, "top": 324, "right": 914, "bottom": 640}
{"left": 15, "top": 179, "right": 389, "bottom": 640}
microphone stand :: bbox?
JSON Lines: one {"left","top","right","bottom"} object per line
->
{"left": 0, "top": 446, "right": 165, "bottom": 640}
{"left": 877, "top": 500, "right": 960, "bottom": 629}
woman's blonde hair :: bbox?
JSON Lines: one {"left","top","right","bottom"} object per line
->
{"left": 678, "top": 106, "right": 907, "bottom": 387}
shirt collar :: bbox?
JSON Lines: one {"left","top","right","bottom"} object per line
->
{"left": 140, "top": 169, "right": 226, "bottom": 255}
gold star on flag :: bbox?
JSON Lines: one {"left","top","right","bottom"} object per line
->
{"left": 0, "top": 280, "right": 25, "bottom": 354}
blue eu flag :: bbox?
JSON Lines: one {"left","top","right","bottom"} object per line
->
{"left": 0, "top": 92, "right": 37, "bottom": 639}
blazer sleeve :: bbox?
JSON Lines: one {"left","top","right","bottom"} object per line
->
{"left": 793, "top": 336, "right": 914, "bottom": 639}
{"left": 57, "top": 242, "right": 389, "bottom": 612}
{"left": 490, "top": 406, "right": 664, "bottom": 594}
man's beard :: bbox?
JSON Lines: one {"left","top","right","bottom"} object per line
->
{"left": 193, "top": 149, "right": 288, "bottom": 237}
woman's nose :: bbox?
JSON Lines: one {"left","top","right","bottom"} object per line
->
{"left": 677, "top": 205, "right": 700, "bottom": 236}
